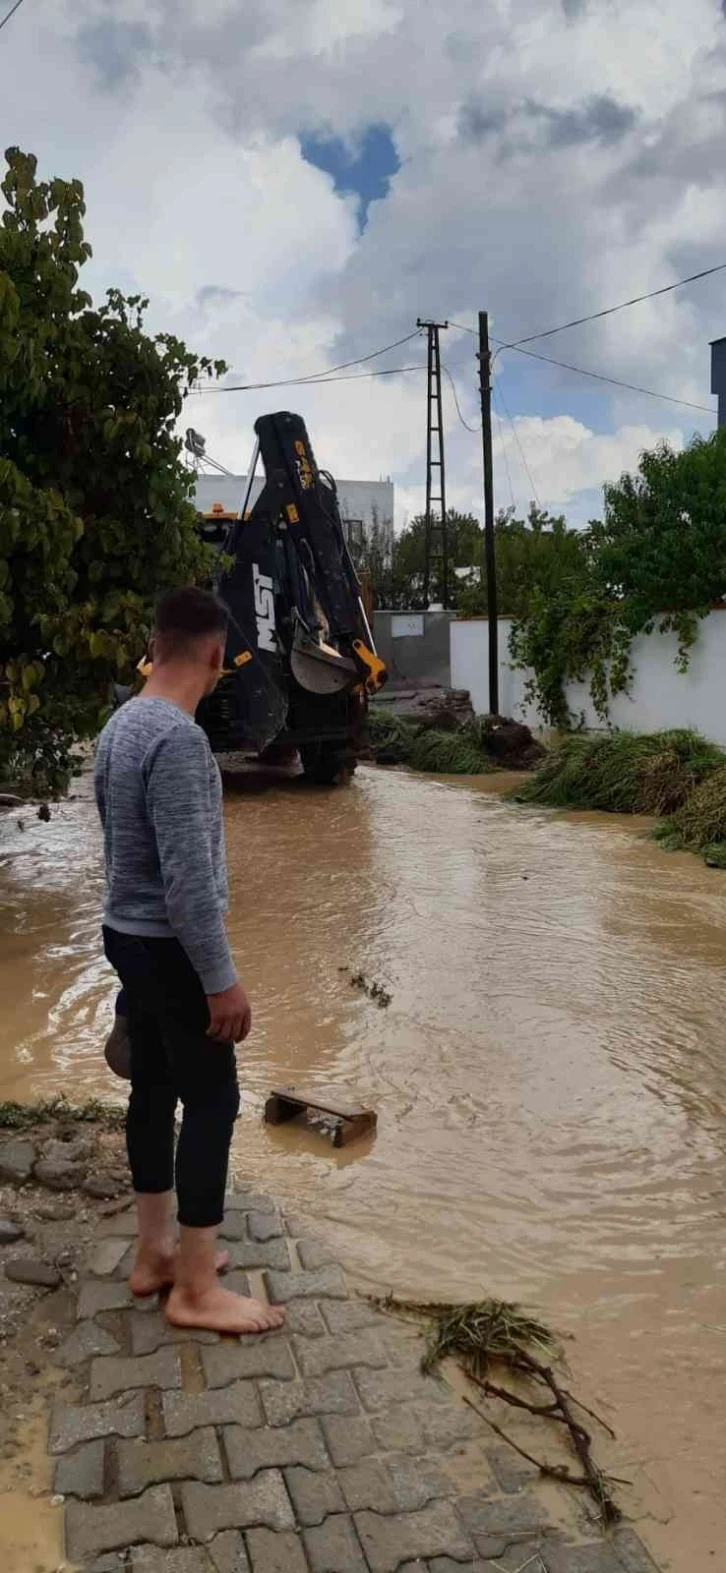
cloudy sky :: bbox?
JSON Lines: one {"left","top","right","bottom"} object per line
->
{"left": 2, "top": 0, "right": 726, "bottom": 527}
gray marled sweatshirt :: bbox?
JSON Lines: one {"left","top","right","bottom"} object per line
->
{"left": 94, "top": 696, "right": 237, "bottom": 995}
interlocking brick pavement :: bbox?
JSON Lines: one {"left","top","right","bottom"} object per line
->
{"left": 47, "top": 1185, "right": 661, "bottom": 1572}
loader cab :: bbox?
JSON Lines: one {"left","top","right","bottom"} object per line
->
{"left": 198, "top": 501, "right": 237, "bottom": 550}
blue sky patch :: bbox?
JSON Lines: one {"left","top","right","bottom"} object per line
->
{"left": 299, "top": 124, "right": 399, "bottom": 227}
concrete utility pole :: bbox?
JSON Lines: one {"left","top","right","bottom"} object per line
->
{"left": 477, "top": 311, "right": 499, "bottom": 716}
{"left": 416, "top": 318, "right": 449, "bottom": 609}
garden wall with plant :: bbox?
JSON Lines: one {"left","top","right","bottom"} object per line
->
{"left": 452, "top": 606, "right": 726, "bottom": 748}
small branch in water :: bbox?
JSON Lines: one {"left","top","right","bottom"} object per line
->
{"left": 560, "top": 1386, "right": 617, "bottom": 1442}
{"left": 517, "top": 1353, "right": 622, "bottom": 1523}
{"left": 472, "top": 1374, "right": 579, "bottom": 1426}
{"left": 369, "top": 1292, "right": 623, "bottom": 1523}
{"left": 462, "top": 1394, "right": 592, "bottom": 1488}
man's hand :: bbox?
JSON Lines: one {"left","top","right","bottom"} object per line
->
{"left": 206, "top": 982, "right": 252, "bottom": 1043}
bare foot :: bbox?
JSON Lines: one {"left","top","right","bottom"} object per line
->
{"left": 166, "top": 1282, "right": 286, "bottom": 1335}
{"left": 130, "top": 1246, "right": 230, "bottom": 1297}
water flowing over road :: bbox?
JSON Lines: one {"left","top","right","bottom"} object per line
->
{"left": 1, "top": 764, "right": 724, "bottom": 1570}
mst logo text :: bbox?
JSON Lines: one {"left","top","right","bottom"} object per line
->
{"left": 252, "top": 564, "right": 276, "bottom": 652}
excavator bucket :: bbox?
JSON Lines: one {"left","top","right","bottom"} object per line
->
{"left": 290, "top": 626, "right": 359, "bottom": 695}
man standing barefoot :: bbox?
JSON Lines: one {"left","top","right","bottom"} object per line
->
{"left": 95, "top": 586, "right": 284, "bottom": 1337}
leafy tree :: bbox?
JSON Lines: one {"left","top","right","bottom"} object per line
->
{"left": 0, "top": 146, "right": 225, "bottom": 792}
{"left": 392, "top": 510, "right": 483, "bottom": 609}
{"left": 457, "top": 505, "right": 588, "bottom": 620}
{"left": 594, "top": 433, "right": 726, "bottom": 629}
{"left": 368, "top": 504, "right": 587, "bottom": 617}
{"left": 358, "top": 510, "right": 485, "bottom": 610}
{"left": 355, "top": 506, "right": 396, "bottom": 609}
{"left": 510, "top": 432, "right": 726, "bottom": 727}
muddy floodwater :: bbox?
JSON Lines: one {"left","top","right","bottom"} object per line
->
{"left": 1, "top": 763, "right": 725, "bottom": 1571}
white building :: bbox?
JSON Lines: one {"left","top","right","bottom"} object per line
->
{"left": 193, "top": 473, "right": 394, "bottom": 561}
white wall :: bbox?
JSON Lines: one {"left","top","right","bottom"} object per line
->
{"left": 451, "top": 610, "right": 726, "bottom": 746}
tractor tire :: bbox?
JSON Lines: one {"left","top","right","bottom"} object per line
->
{"left": 300, "top": 741, "right": 357, "bottom": 786}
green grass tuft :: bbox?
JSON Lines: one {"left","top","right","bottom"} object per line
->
{"left": 653, "top": 764, "right": 726, "bottom": 864}
{"left": 0, "top": 1096, "right": 125, "bottom": 1130}
{"left": 514, "top": 729, "right": 724, "bottom": 816}
{"left": 370, "top": 1295, "right": 556, "bottom": 1377}
{"left": 365, "top": 708, "right": 498, "bottom": 776}
{"left": 408, "top": 729, "right": 498, "bottom": 775}
{"left": 364, "top": 709, "right": 420, "bottom": 764}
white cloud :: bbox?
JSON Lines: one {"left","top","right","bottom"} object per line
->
{"left": 493, "top": 415, "right": 685, "bottom": 511}
{"left": 0, "top": 0, "right": 724, "bottom": 527}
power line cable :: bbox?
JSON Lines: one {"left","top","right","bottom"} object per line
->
{"left": 198, "top": 328, "right": 424, "bottom": 394}
{"left": 500, "top": 262, "right": 726, "bottom": 349}
{"left": 297, "top": 326, "right": 424, "bottom": 379}
{"left": 192, "top": 258, "right": 724, "bottom": 404}
{"left": 494, "top": 377, "right": 542, "bottom": 509}
{"left": 441, "top": 363, "right": 481, "bottom": 433}
{"left": 492, "top": 385, "right": 517, "bottom": 515}
{"left": 449, "top": 318, "right": 714, "bottom": 414}
{"left": 493, "top": 339, "right": 715, "bottom": 415}
{"left": 192, "top": 361, "right": 428, "bottom": 393}
{"left": 0, "top": 0, "right": 26, "bottom": 32}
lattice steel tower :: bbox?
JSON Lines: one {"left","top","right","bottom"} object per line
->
{"left": 417, "top": 318, "right": 449, "bottom": 608}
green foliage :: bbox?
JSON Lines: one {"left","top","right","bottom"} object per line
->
{"left": 392, "top": 509, "right": 484, "bottom": 609}
{"left": 0, "top": 146, "right": 226, "bottom": 791}
{"left": 515, "top": 728, "right": 724, "bottom": 815}
{"left": 654, "top": 765, "right": 726, "bottom": 866}
{"left": 508, "top": 569, "right": 633, "bottom": 730}
{"left": 361, "top": 510, "right": 485, "bottom": 610}
{"left": 457, "top": 505, "right": 588, "bottom": 621}
{"left": 408, "top": 727, "right": 498, "bottom": 774}
{"left": 369, "top": 1293, "right": 555, "bottom": 1375}
{"left": 365, "top": 707, "right": 498, "bottom": 775}
{"left": 597, "top": 435, "right": 726, "bottom": 627}
{"left": 365, "top": 707, "right": 419, "bottom": 761}
{"left": 517, "top": 726, "right": 726, "bottom": 870}
{"left": 0, "top": 1095, "right": 125, "bottom": 1129}
{"left": 510, "top": 433, "right": 726, "bottom": 727}
{"left": 363, "top": 504, "right": 587, "bottom": 617}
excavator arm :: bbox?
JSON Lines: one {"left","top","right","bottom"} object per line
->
{"left": 224, "top": 412, "right": 384, "bottom": 692}
{"left": 198, "top": 411, "right": 386, "bottom": 762}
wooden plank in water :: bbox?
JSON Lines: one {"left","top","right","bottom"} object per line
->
{"left": 264, "top": 1087, "right": 377, "bottom": 1148}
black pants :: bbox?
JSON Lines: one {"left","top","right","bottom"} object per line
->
{"left": 103, "top": 927, "right": 240, "bottom": 1228}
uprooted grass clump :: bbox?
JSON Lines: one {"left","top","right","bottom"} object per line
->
{"left": 653, "top": 763, "right": 726, "bottom": 868}
{"left": 348, "top": 971, "right": 392, "bottom": 1008}
{"left": 513, "top": 728, "right": 724, "bottom": 816}
{"left": 365, "top": 709, "right": 498, "bottom": 776}
{"left": 400, "top": 1296, "right": 555, "bottom": 1376}
{"left": 364, "top": 709, "right": 419, "bottom": 763}
{"left": 0, "top": 1096, "right": 125, "bottom": 1131}
{"left": 408, "top": 728, "right": 498, "bottom": 775}
{"left": 370, "top": 1294, "right": 622, "bottom": 1525}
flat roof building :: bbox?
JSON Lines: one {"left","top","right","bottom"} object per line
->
{"left": 194, "top": 473, "right": 393, "bottom": 560}
{"left": 711, "top": 336, "right": 726, "bottom": 428}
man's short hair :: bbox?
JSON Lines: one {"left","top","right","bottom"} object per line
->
{"left": 153, "top": 586, "right": 229, "bottom": 662}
